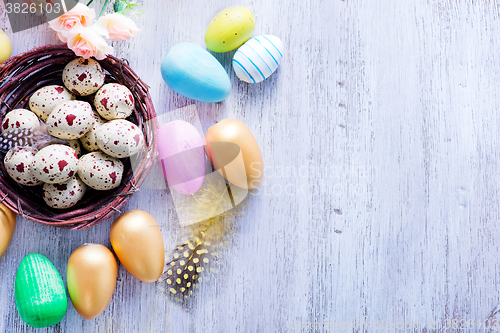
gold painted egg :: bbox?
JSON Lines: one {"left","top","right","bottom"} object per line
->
{"left": 0, "top": 203, "right": 16, "bottom": 259}
{"left": 205, "top": 119, "right": 264, "bottom": 190}
{"left": 66, "top": 244, "right": 117, "bottom": 320}
{"left": 0, "top": 29, "right": 11, "bottom": 64}
{"left": 205, "top": 6, "right": 255, "bottom": 53}
{"left": 110, "top": 210, "right": 165, "bottom": 283}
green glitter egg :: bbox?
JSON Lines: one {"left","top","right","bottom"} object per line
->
{"left": 15, "top": 253, "right": 67, "bottom": 328}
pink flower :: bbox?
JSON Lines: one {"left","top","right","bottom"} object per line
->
{"left": 66, "top": 27, "right": 113, "bottom": 60}
{"left": 48, "top": 3, "right": 95, "bottom": 42}
{"left": 94, "top": 13, "right": 140, "bottom": 41}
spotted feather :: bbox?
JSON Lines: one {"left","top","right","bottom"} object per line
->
{"left": 0, "top": 123, "right": 68, "bottom": 153}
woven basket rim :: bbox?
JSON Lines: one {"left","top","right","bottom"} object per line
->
{"left": 0, "top": 44, "right": 158, "bottom": 230}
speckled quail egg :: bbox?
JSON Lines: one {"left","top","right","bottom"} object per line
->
{"left": 47, "top": 100, "right": 95, "bottom": 140}
{"left": 80, "top": 110, "right": 107, "bottom": 152}
{"left": 2, "top": 109, "right": 40, "bottom": 133}
{"left": 62, "top": 57, "right": 105, "bottom": 96}
{"left": 29, "top": 85, "right": 75, "bottom": 120}
{"left": 32, "top": 144, "right": 79, "bottom": 184}
{"left": 78, "top": 151, "right": 124, "bottom": 190}
{"left": 68, "top": 139, "right": 82, "bottom": 157}
{"left": 94, "top": 83, "right": 135, "bottom": 120}
{"left": 4, "top": 147, "right": 43, "bottom": 186}
{"left": 42, "top": 175, "right": 86, "bottom": 209}
{"left": 96, "top": 119, "right": 144, "bottom": 158}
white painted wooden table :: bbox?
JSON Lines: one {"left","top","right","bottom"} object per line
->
{"left": 2, "top": 0, "right": 500, "bottom": 332}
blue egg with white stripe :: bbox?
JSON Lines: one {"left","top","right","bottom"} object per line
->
{"left": 232, "top": 35, "right": 284, "bottom": 83}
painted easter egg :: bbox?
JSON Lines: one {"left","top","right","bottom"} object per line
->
{"left": 205, "top": 119, "right": 264, "bottom": 190}
{"left": 15, "top": 253, "right": 67, "bottom": 328}
{"left": 110, "top": 210, "right": 165, "bottom": 283}
{"left": 161, "top": 43, "right": 231, "bottom": 103}
{"left": 157, "top": 120, "right": 205, "bottom": 195}
{"left": 232, "top": 35, "right": 284, "bottom": 83}
{"left": 0, "top": 203, "right": 16, "bottom": 260}
{"left": 0, "top": 29, "right": 11, "bottom": 63}
{"left": 67, "top": 244, "right": 117, "bottom": 319}
{"left": 205, "top": 6, "right": 255, "bottom": 53}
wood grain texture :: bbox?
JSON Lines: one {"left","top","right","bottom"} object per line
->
{"left": 2, "top": 0, "right": 500, "bottom": 332}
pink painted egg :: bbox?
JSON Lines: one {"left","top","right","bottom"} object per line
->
{"left": 157, "top": 120, "right": 205, "bottom": 195}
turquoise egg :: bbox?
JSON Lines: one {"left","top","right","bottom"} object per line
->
{"left": 161, "top": 43, "right": 231, "bottom": 103}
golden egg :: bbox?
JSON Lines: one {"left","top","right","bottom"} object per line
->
{"left": 0, "top": 29, "right": 11, "bottom": 64}
{"left": 0, "top": 203, "right": 16, "bottom": 259}
{"left": 205, "top": 119, "right": 264, "bottom": 190}
{"left": 110, "top": 210, "right": 165, "bottom": 283}
{"left": 67, "top": 244, "right": 117, "bottom": 320}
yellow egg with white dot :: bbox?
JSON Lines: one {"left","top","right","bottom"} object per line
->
{"left": 0, "top": 29, "right": 11, "bottom": 64}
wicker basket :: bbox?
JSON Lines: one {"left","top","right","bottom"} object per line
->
{"left": 0, "top": 44, "right": 158, "bottom": 230}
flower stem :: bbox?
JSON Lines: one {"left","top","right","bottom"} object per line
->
{"left": 98, "top": 0, "right": 110, "bottom": 18}
{"left": 86, "top": 0, "right": 94, "bottom": 5}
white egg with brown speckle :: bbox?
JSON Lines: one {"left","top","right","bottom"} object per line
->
{"left": 96, "top": 119, "right": 144, "bottom": 158}
{"left": 32, "top": 144, "right": 79, "bottom": 184}
{"left": 2, "top": 109, "right": 40, "bottom": 133}
{"left": 42, "top": 175, "right": 86, "bottom": 209}
{"left": 29, "top": 85, "right": 75, "bottom": 120}
{"left": 62, "top": 57, "right": 105, "bottom": 96}
{"left": 94, "top": 83, "right": 134, "bottom": 120}
{"left": 78, "top": 151, "right": 124, "bottom": 190}
{"left": 80, "top": 110, "right": 107, "bottom": 152}
{"left": 47, "top": 101, "right": 95, "bottom": 140}
{"left": 4, "top": 147, "right": 43, "bottom": 186}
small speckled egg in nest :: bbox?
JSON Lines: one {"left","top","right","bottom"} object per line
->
{"left": 94, "top": 83, "right": 135, "bottom": 120}
{"left": 32, "top": 145, "right": 79, "bottom": 184}
{"left": 42, "top": 175, "right": 86, "bottom": 209}
{"left": 62, "top": 57, "right": 105, "bottom": 96}
{"left": 68, "top": 139, "right": 82, "bottom": 157}
{"left": 96, "top": 119, "right": 144, "bottom": 158}
{"left": 2, "top": 109, "right": 40, "bottom": 133}
{"left": 77, "top": 151, "right": 124, "bottom": 190}
{"left": 80, "top": 110, "right": 107, "bottom": 152}
{"left": 47, "top": 101, "right": 95, "bottom": 140}
{"left": 29, "top": 85, "right": 75, "bottom": 121}
{"left": 4, "top": 147, "right": 43, "bottom": 186}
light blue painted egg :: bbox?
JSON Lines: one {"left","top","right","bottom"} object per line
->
{"left": 161, "top": 43, "right": 231, "bottom": 103}
{"left": 232, "top": 35, "right": 284, "bottom": 83}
